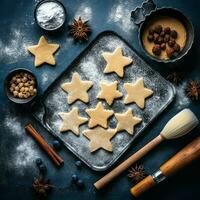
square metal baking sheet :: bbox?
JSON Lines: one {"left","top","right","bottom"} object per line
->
{"left": 32, "top": 31, "right": 175, "bottom": 171}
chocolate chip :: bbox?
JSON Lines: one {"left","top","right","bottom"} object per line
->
{"left": 164, "top": 34, "right": 170, "bottom": 42}
{"left": 174, "top": 43, "right": 181, "bottom": 52}
{"left": 164, "top": 27, "right": 171, "bottom": 34}
{"left": 161, "top": 43, "right": 166, "bottom": 50}
{"left": 147, "top": 35, "right": 154, "bottom": 42}
{"left": 168, "top": 39, "right": 176, "bottom": 47}
{"left": 166, "top": 48, "right": 175, "bottom": 58}
{"left": 154, "top": 25, "right": 162, "bottom": 34}
{"left": 170, "top": 30, "right": 178, "bottom": 39}
{"left": 152, "top": 44, "right": 161, "bottom": 56}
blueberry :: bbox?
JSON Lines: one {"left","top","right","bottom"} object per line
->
{"left": 39, "top": 164, "right": 47, "bottom": 173}
{"left": 75, "top": 160, "right": 82, "bottom": 168}
{"left": 77, "top": 179, "right": 84, "bottom": 188}
{"left": 35, "top": 158, "right": 43, "bottom": 166}
{"left": 52, "top": 140, "right": 61, "bottom": 149}
{"left": 71, "top": 174, "right": 78, "bottom": 183}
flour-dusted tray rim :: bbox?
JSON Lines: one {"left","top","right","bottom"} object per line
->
{"left": 32, "top": 31, "right": 176, "bottom": 171}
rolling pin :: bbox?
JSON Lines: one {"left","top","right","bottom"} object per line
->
{"left": 130, "top": 136, "right": 200, "bottom": 197}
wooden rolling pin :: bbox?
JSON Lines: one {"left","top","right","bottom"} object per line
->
{"left": 131, "top": 136, "right": 200, "bottom": 197}
{"left": 94, "top": 109, "right": 199, "bottom": 189}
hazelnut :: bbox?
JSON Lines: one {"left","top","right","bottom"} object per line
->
{"left": 33, "top": 88, "right": 37, "bottom": 94}
{"left": 28, "top": 74, "right": 32, "bottom": 80}
{"left": 11, "top": 83, "right": 16, "bottom": 88}
{"left": 26, "top": 92, "right": 31, "bottom": 98}
{"left": 30, "top": 80, "right": 35, "bottom": 85}
{"left": 164, "top": 27, "right": 171, "bottom": 34}
{"left": 174, "top": 43, "right": 181, "bottom": 52}
{"left": 18, "top": 82, "right": 24, "bottom": 88}
{"left": 24, "top": 82, "right": 29, "bottom": 87}
{"left": 157, "top": 36, "right": 164, "bottom": 44}
{"left": 166, "top": 48, "right": 175, "bottom": 58}
{"left": 161, "top": 43, "right": 166, "bottom": 50}
{"left": 147, "top": 35, "right": 154, "bottom": 42}
{"left": 13, "top": 91, "right": 18, "bottom": 97}
{"left": 152, "top": 45, "right": 161, "bottom": 56}
{"left": 160, "top": 31, "right": 165, "bottom": 37}
{"left": 148, "top": 28, "right": 154, "bottom": 35}
{"left": 154, "top": 25, "right": 162, "bottom": 34}
{"left": 16, "top": 78, "right": 21, "bottom": 83}
{"left": 12, "top": 76, "right": 17, "bottom": 82}
{"left": 168, "top": 39, "right": 176, "bottom": 47}
{"left": 24, "top": 87, "right": 29, "bottom": 92}
{"left": 20, "top": 87, "right": 25, "bottom": 92}
{"left": 29, "top": 86, "right": 34, "bottom": 91}
{"left": 18, "top": 92, "right": 23, "bottom": 98}
{"left": 170, "top": 30, "right": 178, "bottom": 39}
{"left": 10, "top": 87, "right": 14, "bottom": 92}
{"left": 15, "top": 86, "right": 19, "bottom": 91}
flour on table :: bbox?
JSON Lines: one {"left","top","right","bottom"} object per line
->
{"left": 74, "top": 3, "right": 92, "bottom": 21}
{"left": 107, "top": 0, "right": 136, "bottom": 32}
{"left": 0, "top": 28, "right": 31, "bottom": 64}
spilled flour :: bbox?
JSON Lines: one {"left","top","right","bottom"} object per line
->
{"left": 74, "top": 3, "right": 92, "bottom": 21}
{"left": 0, "top": 28, "right": 32, "bottom": 64}
{"left": 3, "top": 112, "right": 39, "bottom": 175}
{"left": 108, "top": 0, "right": 136, "bottom": 33}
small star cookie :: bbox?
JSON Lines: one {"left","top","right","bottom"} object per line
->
{"left": 86, "top": 102, "right": 114, "bottom": 128}
{"left": 115, "top": 108, "right": 142, "bottom": 135}
{"left": 61, "top": 72, "right": 93, "bottom": 104}
{"left": 97, "top": 81, "right": 123, "bottom": 105}
{"left": 28, "top": 36, "right": 59, "bottom": 67}
{"left": 124, "top": 78, "right": 153, "bottom": 109}
{"left": 58, "top": 107, "right": 88, "bottom": 136}
{"left": 83, "top": 127, "right": 116, "bottom": 152}
{"left": 102, "top": 47, "right": 133, "bottom": 77}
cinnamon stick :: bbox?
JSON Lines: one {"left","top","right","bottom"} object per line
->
{"left": 25, "top": 123, "right": 64, "bottom": 166}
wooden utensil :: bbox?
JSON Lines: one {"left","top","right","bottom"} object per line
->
{"left": 94, "top": 109, "right": 199, "bottom": 190}
{"left": 131, "top": 136, "right": 200, "bottom": 197}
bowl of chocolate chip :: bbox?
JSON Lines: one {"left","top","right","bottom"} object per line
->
{"left": 5, "top": 68, "right": 38, "bottom": 104}
{"left": 132, "top": 3, "right": 194, "bottom": 63}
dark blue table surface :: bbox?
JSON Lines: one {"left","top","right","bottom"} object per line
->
{"left": 0, "top": 0, "right": 200, "bottom": 200}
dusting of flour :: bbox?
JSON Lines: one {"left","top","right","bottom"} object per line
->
{"left": 74, "top": 3, "right": 92, "bottom": 21}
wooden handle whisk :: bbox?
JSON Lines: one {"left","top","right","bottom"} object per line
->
{"left": 94, "top": 109, "right": 199, "bottom": 190}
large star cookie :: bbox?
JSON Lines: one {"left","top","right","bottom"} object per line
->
{"left": 86, "top": 102, "right": 114, "bottom": 128}
{"left": 97, "top": 81, "right": 123, "bottom": 105}
{"left": 102, "top": 47, "right": 133, "bottom": 77}
{"left": 124, "top": 78, "right": 153, "bottom": 109}
{"left": 61, "top": 72, "right": 93, "bottom": 104}
{"left": 28, "top": 36, "right": 59, "bottom": 67}
{"left": 83, "top": 127, "right": 116, "bottom": 152}
{"left": 115, "top": 108, "right": 142, "bottom": 135}
{"left": 58, "top": 107, "right": 88, "bottom": 136}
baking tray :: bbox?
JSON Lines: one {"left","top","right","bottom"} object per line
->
{"left": 32, "top": 31, "right": 175, "bottom": 171}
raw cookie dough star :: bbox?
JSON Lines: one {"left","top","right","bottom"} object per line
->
{"left": 115, "top": 108, "right": 142, "bottom": 135}
{"left": 27, "top": 36, "right": 59, "bottom": 67}
{"left": 124, "top": 78, "right": 154, "bottom": 109}
{"left": 97, "top": 81, "right": 123, "bottom": 105}
{"left": 61, "top": 72, "right": 93, "bottom": 104}
{"left": 86, "top": 102, "right": 114, "bottom": 128}
{"left": 102, "top": 47, "right": 133, "bottom": 77}
{"left": 58, "top": 107, "right": 88, "bottom": 136}
{"left": 83, "top": 127, "right": 116, "bottom": 152}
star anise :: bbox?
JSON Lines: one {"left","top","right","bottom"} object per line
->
{"left": 127, "top": 164, "right": 146, "bottom": 183}
{"left": 185, "top": 80, "right": 200, "bottom": 101}
{"left": 32, "top": 175, "right": 52, "bottom": 196}
{"left": 69, "top": 17, "right": 91, "bottom": 41}
{"left": 166, "top": 71, "right": 182, "bottom": 85}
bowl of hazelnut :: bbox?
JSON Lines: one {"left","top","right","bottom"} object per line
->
{"left": 5, "top": 68, "right": 38, "bottom": 104}
{"left": 131, "top": 0, "right": 194, "bottom": 63}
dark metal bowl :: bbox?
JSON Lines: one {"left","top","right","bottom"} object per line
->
{"left": 131, "top": 0, "right": 194, "bottom": 63}
{"left": 4, "top": 68, "right": 38, "bottom": 104}
{"left": 34, "top": 0, "right": 67, "bottom": 31}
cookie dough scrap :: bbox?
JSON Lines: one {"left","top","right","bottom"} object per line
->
{"left": 115, "top": 108, "right": 142, "bottom": 135}
{"left": 124, "top": 78, "right": 153, "bottom": 109}
{"left": 86, "top": 102, "right": 114, "bottom": 128}
{"left": 27, "top": 36, "right": 59, "bottom": 67}
{"left": 58, "top": 107, "right": 88, "bottom": 136}
{"left": 102, "top": 47, "right": 133, "bottom": 77}
{"left": 97, "top": 81, "right": 123, "bottom": 105}
{"left": 83, "top": 127, "right": 116, "bottom": 152}
{"left": 61, "top": 72, "right": 93, "bottom": 104}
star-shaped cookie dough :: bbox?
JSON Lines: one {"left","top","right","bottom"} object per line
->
{"left": 86, "top": 102, "right": 114, "bottom": 128}
{"left": 102, "top": 47, "right": 133, "bottom": 77}
{"left": 83, "top": 127, "right": 116, "bottom": 152}
{"left": 61, "top": 72, "right": 93, "bottom": 104}
{"left": 115, "top": 108, "right": 142, "bottom": 135}
{"left": 27, "top": 36, "right": 59, "bottom": 67}
{"left": 58, "top": 107, "right": 88, "bottom": 136}
{"left": 124, "top": 78, "right": 154, "bottom": 109}
{"left": 97, "top": 81, "right": 123, "bottom": 105}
